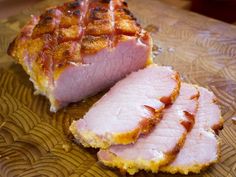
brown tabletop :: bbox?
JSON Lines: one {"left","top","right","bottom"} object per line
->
{"left": 0, "top": 0, "right": 235, "bottom": 176}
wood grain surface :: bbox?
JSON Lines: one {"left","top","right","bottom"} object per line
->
{"left": 0, "top": 0, "right": 236, "bottom": 176}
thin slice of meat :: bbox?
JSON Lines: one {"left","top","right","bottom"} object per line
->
{"left": 7, "top": 0, "right": 152, "bottom": 112}
{"left": 97, "top": 83, "right": 198, "bottom": 174}
{"left": 160, "top": 86, "right": 224, "bottom": 174}
{"left": 70, "top": 65, "right": 181, "bottom": 148}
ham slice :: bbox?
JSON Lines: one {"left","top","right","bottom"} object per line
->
{"left": 97, "top": 83, "right": 198, "bottom": 174}
{"left": 7, "top": 0, "right": 152, "bottom": 112}
{"left": 70, "top": 65, "right": 180, "bottom": 148}
{"left": 160, "top": 86, "right": 224, "bottom": 174}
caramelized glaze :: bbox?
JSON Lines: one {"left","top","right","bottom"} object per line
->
{"left": 8, "top": 0, "right": 146, "bottom": 77}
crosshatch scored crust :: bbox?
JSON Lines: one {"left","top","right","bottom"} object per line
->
{"left": 7, "top": 0, "right": 152, "bottom": 111}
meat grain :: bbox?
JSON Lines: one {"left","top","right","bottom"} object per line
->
{"left": 70, "top": 65, "right": 180, "bottom": 148}
{"left": 97, "top": 83, "right": 198, "bottom": 174}
{"left": 160, "top": 86, "right": 224, "bottom": 174}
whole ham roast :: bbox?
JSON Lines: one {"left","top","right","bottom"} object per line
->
{"left": 7, "top": 0, "right": 224, "bottom": 175}
{"left": 7, "top": 0, "right": 152, "bottom": 112}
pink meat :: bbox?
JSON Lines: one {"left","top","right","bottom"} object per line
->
{"left": 97, "top": 83, "right": 198, "bottom": 174}
{"left": 160, "top": 87, "right": 224, "bottom": 174}
{"left": 53, "top": 37, "right": 151, "bottom": 110}
{"left": 7, "top": 0, "right": 152, "bottom": 112}
{"left": 70, "top": 65, "right": 180, "bottom": 148}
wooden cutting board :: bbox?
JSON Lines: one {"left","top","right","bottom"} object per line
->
{"left": 0, "top": 0, "right": 235, "bottom": 176}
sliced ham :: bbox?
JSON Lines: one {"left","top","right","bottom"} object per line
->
{"left": 160, "top": 86, "right": 224, "bottom": 174}
{"left": 70, "top": 65, "right": 181, "bottom": 148}
{"left": 97, "top": 83, "right": 198, "bottom": 174}
{"left": 7, "top": 0, "right": 152, "bottom": 112}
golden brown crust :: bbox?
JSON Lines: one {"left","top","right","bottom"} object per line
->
{"left": 81, "top": 35, "right": 110, "bottom": 54}
{"left": 7, "top": 37, "right": 17, "bottom": 57}
{"left": 7, "top": 0, "right": 152, "bottom": 112}
{"left": 58, "top": 25, "right": 82, "bottom": 43}
{"left": 7, "top": 0, "right": 148, "bottom": 76}
{"left": 86, "top": 20, "right": 113, "bottom": 35}
{"left": 69, "top": 109, "right": 164, "bottom": 149}
{"left": 53, "top": 41, "right": 82, "bottom": 66}
{"left": 112, "top": 127, "right": 143, "bottom": 146}
{"left": 6, "top": 1, "right": 152, "bottom": 111}
{"left": 98, "top": 132, "right": 188, "bottom": 175}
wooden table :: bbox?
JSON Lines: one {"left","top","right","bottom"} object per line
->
{"left": 0, "top": 0, "right": 235, "bottom": 176}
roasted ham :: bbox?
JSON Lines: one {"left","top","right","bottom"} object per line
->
{"left": 160, "top": 86, "right": 224, "bottom": 174}
{"left": 7, "top": 0, "right": 152, "bottom": 112}
{"left": 70, "top": 65, "right": 180, "bottom": 148}
{"left": 97, "top": 83, "right": 198, "bottom": 174}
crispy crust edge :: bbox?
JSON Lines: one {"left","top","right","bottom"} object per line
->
{"left": 160, "top": 133, "right": 221, "bottom": 175}
{"left": 69, "top": 107, "right": 164, "bottom": 149}
{"left": 97, "top": 132, "right": 187, "bottom": 175}
{"left": 7, "top": 37, "right": 17, "bottom": 58}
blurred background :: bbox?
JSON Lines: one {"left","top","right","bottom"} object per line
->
{"left": 0, "top": 0, "right": 236, "bottom": 24}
